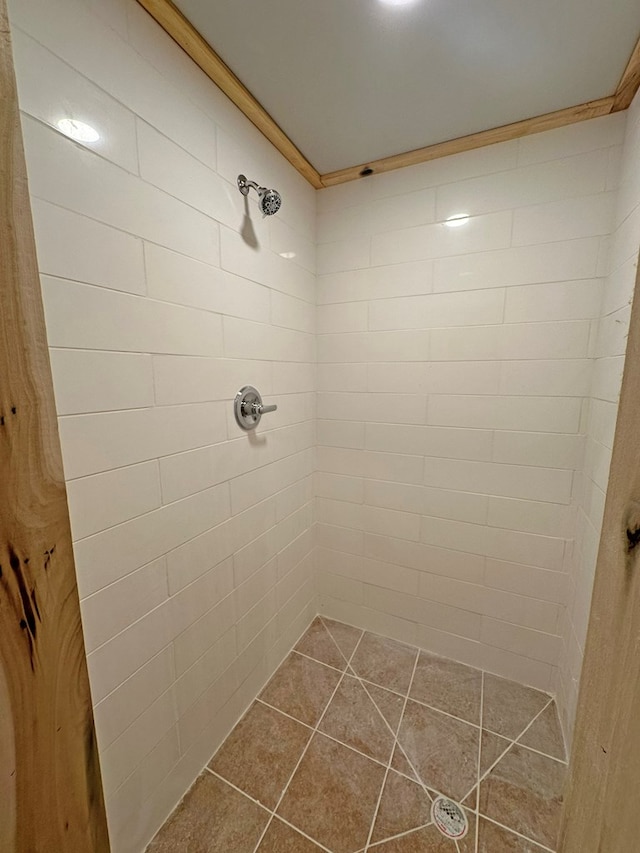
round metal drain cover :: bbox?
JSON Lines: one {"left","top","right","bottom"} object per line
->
{"left": 431, "top": 796, "right": 468, "bottom": 839}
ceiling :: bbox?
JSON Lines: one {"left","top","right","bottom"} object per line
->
{"left": 173, "top": 0, "right": 640, "bottom": 176}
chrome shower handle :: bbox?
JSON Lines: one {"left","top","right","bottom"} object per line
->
{"left": 234, "top": 386, "right": 277, "bottom": 430}
{"left": 254, "top": 402, "right": 277, "bottom": 415}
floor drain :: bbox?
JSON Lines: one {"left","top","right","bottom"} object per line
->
{"left": 431, "top": 796, "right": 468, "bottom": 839}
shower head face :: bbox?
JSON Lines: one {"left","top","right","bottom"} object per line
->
{"left": 238, "top": 175, "right": 282, "bottom": 215}
{"left": 259, "top": 188, "right": 282, "bottom": 216}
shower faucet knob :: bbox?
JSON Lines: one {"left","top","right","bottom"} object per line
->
{"left": 234, "top": 386, "right": 277, "bottom": 430}
{"left": 255, "top": 402, "right": 277, "bottom": 415}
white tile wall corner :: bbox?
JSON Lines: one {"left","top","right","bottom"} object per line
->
{"left": 8, "top": 0, "right": 316, "bottom": 850}
{"left": 315, "top": 111, "right": 626, "bottom": 703}
{"left": 556, "top": 91, "right": 640, "bottom": 748}
{"left": 10, "top": 0, "right": 640, "bottom": 843}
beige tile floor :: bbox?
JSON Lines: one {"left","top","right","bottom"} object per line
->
{"left": 148, "top": 617, "right": 567, "bottom": 853}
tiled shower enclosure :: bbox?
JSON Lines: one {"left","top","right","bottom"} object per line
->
{"left": 7, "top": 0, "right": 640, "bottom": 849}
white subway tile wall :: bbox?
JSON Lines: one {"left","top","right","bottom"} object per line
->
{"left": 9, "top": 0, "right": 640, "bottom": 846}
{"left": 8, "top": 1, "right": 316, "bottom": 851}
{"left": 315, "top": 112, "right": 629, "bottom": 728}
{"left": 556, "top": 93, "right": 640, "bottom": 745}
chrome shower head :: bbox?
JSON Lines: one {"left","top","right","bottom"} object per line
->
{"left": 259, "top": 188, "right": 282, "bottom": 216}
{"left": 237, "top": 174, "right": 282, "bottom": 216}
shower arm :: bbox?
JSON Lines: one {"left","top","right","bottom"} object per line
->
{"left": 237, "top": 175, "right": 265, "bottom": 197}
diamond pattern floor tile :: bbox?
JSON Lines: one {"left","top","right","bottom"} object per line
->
{"left": 371, "top": 770, "right": 432, "bottom": 843}
{"left": 148, "top": 773, "right": 269, "bottom": 852}
{"left": 208, "top": 701, "right": 311, "bottom": 808}
{"left": 389, "top": 743, "right": 421, "bottom": 782}
{"left": 369, "top": 824, "right": 455, "bottom": 851}
{"left": 396, "top": 700, "right": 479, "bottom": 801}
{"left": 477, "top": 817, "right": 550, "bottom": 851}
{"left": 409, "top": 651, "right": 482, "bottom": 725}
{"left": 479, "top": 743, "right": 565, "bottom": 849}
{"left": 350, "top": 632, "right": 417, "bottom": 695}
{"left": 319, "top": 674, "right": 397, "bottom": 763}
{"left": 483, "top": 675, "right": 549, "bottom": 740}
{"left": 259, "top": 651, "right": 341, "bottom": 726}
{"left": 519, "top": 702, "right": 566, "bottom": 761}
{"left": 257, "top": 817, "right": 326, "bottom": 852}
{"left": 322, "top": 617, "right": 363, "bottom": 659}
{"left": 459, "top": 810, "right": 478, "bottom": 853}
{"left": 480, "top": 729, "right": 512, "bottom": 776}
{"left": 149, "top": 618, "right": 565, "bottom": 853}
{"left": 364, "top": 682, "right": 406, "bottom": 733}
{"left": 295, "top": 617, "right": 349, "bottom": 670}
{"left": 277, "top": 732, "right": 386, "bottom": 853}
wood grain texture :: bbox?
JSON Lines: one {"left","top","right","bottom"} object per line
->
{"left": 559, "top": 253, "right": 640, "bottom": 850}
{"left": 0, "top": 3, "right": 110, "bottom": 850}
{"left": 613, "top": 35, "right": 640, "bottom": 112}
{"left": 319, "top": 98, "right": 615, "bottom": 187}
{"left": 135, "top": 0, "right": 323, "bottom": 189}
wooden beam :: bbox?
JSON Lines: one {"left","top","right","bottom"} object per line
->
{"left": 135, "top": 0, "right": 323, "bottom": 189}
{"left": 0, "top": 3, "right": 110, "bottom": 850}
{"left": 320, "top": 97, "right": 615, "bottom": 187}
{"left": 613, "top": 35, "right": 640, "bottom": 112}
{"left": 559, "top": 250, "right": 640, "bottom": 851}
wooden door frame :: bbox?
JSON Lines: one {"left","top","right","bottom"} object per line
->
{"left": 560, "top": 252, "right": 640, "bottom": 847}
{"left": 0, "top": 2, "right": 110, "bottom": 849}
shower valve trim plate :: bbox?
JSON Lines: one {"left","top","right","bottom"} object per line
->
{"left": 234, "top": 386, "right": 277, "bottom": 430}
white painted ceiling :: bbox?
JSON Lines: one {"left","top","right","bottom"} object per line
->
{"left": 175, "top": 0, "right": 640, "bottom": 174}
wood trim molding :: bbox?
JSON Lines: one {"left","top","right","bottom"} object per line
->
{"left": 137, "top": 0, "right": 640, "bottom": 189}
{"left": 0, "top": 2, "right": 110, "bottom": 849}
{"left": 135, "top": 0, "right": 323, "bottom": 189}
{"left": 613, "top": 35, "right": 640, "bottom": 112}
{"left": 319, "top": 98, "right": 615, "bottom": 187}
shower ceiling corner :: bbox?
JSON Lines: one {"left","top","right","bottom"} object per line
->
{"left": 138, "top": 0, "right": 640, "bottom": 185}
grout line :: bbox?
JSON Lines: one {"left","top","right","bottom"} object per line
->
{"left": 363, "top": 647, "right": 420, "bottom": 853}
{"left": 408, "top": 693, "right": 483, "bottom": 730}
{"left": 205, "top": 767, "right": 269, "bottom": 811}
{"left": 474, "top": 670, "right": 484, "bottom": 853}
{"left": 481, "top": 712, "right": 564, "bottom": 758}
{"left": 319, "top": 617, "right": 435, "bottom": 804}
{"left": 460, "top": 735, "right": 512, "bottom": 808}
{"left": 460, "top": 697, "right": 555, "bottom": 805}
{"left": 249, "top": 629, "right": 366, "bottom": 853}
{"left": 275, "top": 815, "right": 336, "bottom": 853}
{"left": 513, "top": 739, "right": 568, "bottom": 765}
{"left": 293, "top": 647, "right": 347, "bottom": 674}
{"left": 206, "top": 768, "right": 335, "bottom": 853}
{"left": 366, "top": 821, "right": 434, "bottom": 849}
{"left": 473, "top": 810, "right": 480, "bottom": 853}
{"left": 255, "top": 697, "right": 315, "bottom": 730}
{"left": 512, "top": 697, "right": 554, "bottom": 748}
{"left": 358, "top": 679, "right": 432, "bottom": 803}
{"left": 480, "top": 814, "right": 556, "bottom": 852}
{"left": 513, "top": 703, "right": 567, "bottom": 764}
{"left": 356, "top": 674, "right": 407, "bottom": 700}
{"left": 256, "top": 697, "right": 389, "bottom": 770}
{"left": 318, "top": 616, "right": 363, "bottom": 670}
